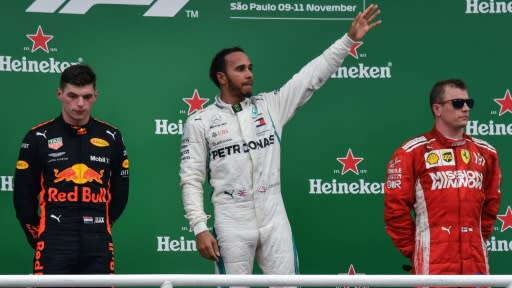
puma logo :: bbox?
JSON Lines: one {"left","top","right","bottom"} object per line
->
{"left": 388, "top": 159, "right": 401, "bottom": 167}
{"left": 36, "top": 130, "right": 47, "bottom": 139}
{"left": 441, "top": 226, "right": 452, "bottom": 234}
{"left": 50, "top": 214, "right": 62, "bottom": 223}
{"left": 106, "top": 130, "right": 117, "bottom": 140}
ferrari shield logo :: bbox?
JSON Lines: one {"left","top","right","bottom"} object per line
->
{"left": 461, "top": 149, "right": 471, "bottom": 164}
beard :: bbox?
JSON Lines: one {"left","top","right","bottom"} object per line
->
{"left": 227, "top": 78, "right": 252, "bottom": 98}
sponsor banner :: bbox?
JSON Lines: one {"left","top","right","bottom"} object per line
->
{"left": 329, "top": 40, "right": 393, "bottom": 80}
{"left": 156, "top": 222, "right": 202, "bottom": 252}
{"left": 155, "top": 119, "right": 184, "bottom": 135}
{"left": 0, "top": 176, "right": 14, "bottom": 192}
{"left": 331, "top": 62, "right": 392, "bottom": 79}
{"left": 156, "top": 235, "right": 197, "bottom": 252}
{"left": 487, "top": 236, "right": 512, "bottom": 252}
{"left": 429, "top": 170, "right": 483, "bottom": 190}
{"left": 465, "top": 0, "right": 512, "bottom": 14}
{"left": 309, "top": 149, "right": 383, "bottom": 196}
{"left": 155, "top": 89, "right": 209, "bottom": 136}
{"left": 486, "top": 236, "right": 512, "bottom": 253}
{"left": 0, "top": 56, "right": 78, "bottom": 73}
{"left": 0, "top": 25, "right": 82, "bottom": 74}
{"left": 488, "top": 205, "right": 512, "bottom": 254}
{"left": 211, "top": 135, "right": 274, "bottom": 160}
{"left": 466, "top": 120, "right": 512, "bottom": 136}
{"left": 467, "top": 89, "right": 512, "bottom": 136}
{"left": 424, "top": 149, "right": 455, "bottom": 169}
{"left": 309, "top": 178, "right": 384, "bottom": 195}
{"left": 47, "top": 186, "right": 108, "bottom": 203}
{"left": 54, "top": 163, "right": 104, "bottom": 184}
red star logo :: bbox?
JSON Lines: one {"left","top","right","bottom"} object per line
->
{"left": 494, "top": 89, "right": 512, "bottom": 116}
{"left": 344, "top": 264, "right": 358, "bottom": 288}
{"left": 497, "top": 206, "right": 512, "bottom": 232}
{"left": 183, "top": 89, "right": 209, "bottom": 115}
{"left": 347, "top": 264, "right": 356, "bottom": 275}
{"left": 337, "top": 149, "right": 364, "bottom": 175}
{"left": 349, "top": 42, "right": 363, "bottom": 59}
{"left": 26, "top": 25, "right": 54, "bottom": 53}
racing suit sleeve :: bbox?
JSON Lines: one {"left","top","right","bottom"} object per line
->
{"left": 13, "top": 131, "right": 41, "bottom": 249}
{"left": 108, "top": 129, "right": 129, "bottom": 224}
{"left": 384, "top": 147, "right": 416, "bottom": 259}
{"left": 481, "top": 149, "right": 501, "bottom": 240}
{"left": 180, "top": 113, "right": 209, "bottom": 235}
{"left": 265, "top": 33, "right": 355, "bottom": 128}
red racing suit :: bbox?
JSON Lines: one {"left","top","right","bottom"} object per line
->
{"left": 384, "top": 128, "right": 501, "bottom": 275}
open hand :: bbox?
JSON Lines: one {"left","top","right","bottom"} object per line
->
{"left": 348, "top": 4, "right": 382, "bottom": 41}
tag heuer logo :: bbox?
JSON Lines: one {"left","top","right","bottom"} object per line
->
{"left": 48, "top": 137, "right": 63, "bottom": 150}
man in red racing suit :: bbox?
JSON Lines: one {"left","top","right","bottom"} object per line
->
{"left": 384, "top": 79, "right": 501, "bottom": 275}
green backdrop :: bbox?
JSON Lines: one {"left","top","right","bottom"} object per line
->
{"left": 1, "top": 0, "right": 511, "bottom": 285}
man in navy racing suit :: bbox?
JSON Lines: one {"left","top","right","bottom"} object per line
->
{"left": 13, "top": 64, "right": 129, "bottom": 276}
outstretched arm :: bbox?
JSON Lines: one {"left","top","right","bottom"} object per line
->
{"left": 265, "top": 3, "right": 382, "bottom": 127}
{"left": 348, "top": 4, "right": 382, "bottom": 41}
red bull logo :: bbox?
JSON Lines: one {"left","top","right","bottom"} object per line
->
{"left": 54, "top": 163, "right": 104, "bottom": 184}
{"left": 48, "top": 186, "right": 109, "bottom": 203}
{"left": 109, "top": 243, "right": 115, "bottom": 272}
{"left": 34, "top": 241, "right": 45, "bottom": 274}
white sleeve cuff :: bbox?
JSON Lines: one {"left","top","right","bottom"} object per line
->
{"left": 193, "top": 222, "right": 208, "bottom": 236}
{"left": 341, "top": 33, "right": 356, "bottom": 49}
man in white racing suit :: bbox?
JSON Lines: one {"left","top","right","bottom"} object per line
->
{"left": 180, "top": 4, "right": 382, "bottom": 282}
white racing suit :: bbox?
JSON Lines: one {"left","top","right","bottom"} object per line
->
{"left": 180, "top": 34, "right": 354, "bottom": 281}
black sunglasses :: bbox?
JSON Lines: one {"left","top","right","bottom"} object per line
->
{"left": 438, "top": 98, "right": 474, "bottom": 109}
